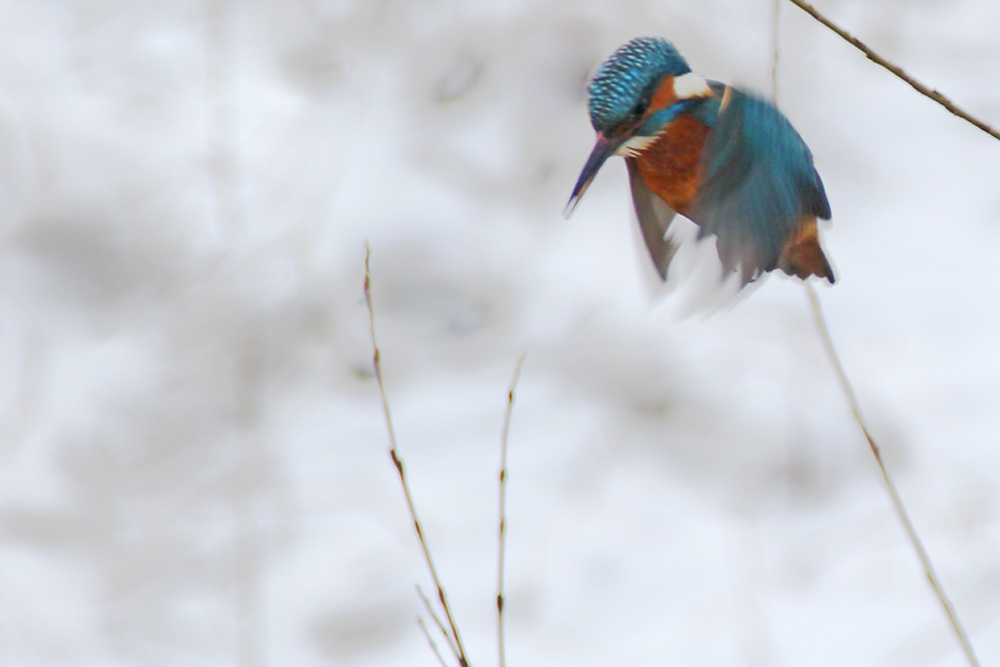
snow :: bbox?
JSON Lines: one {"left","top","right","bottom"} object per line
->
{"left": 0, "top": 0, "right": 999, "bottom": 665}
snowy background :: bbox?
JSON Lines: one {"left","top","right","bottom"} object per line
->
{"left": 0, "top": 0, "right": 999, "bottom": 665}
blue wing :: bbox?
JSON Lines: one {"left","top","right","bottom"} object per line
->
{"left": 687, "top": 85, "right": 830, "bottom": 283}
{"left": 627, "top": 158, "right": 678, "bottom": 280}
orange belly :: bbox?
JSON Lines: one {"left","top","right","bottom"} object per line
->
{"left": 634, "top": 115, "right": 709, "bottom": 214}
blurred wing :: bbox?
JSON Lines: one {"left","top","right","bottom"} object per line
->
{"left": 688, "top": 86, "right": 830, "bottom": 284}
{"left": 627, "top": 157, "right": 678, "bottom": 280}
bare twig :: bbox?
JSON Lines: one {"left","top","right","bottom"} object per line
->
{"left": 785, "top": 0, "right": 1000, "bottom": 141}
{"left": 770, "top": 0, "right": 781, "bottom": 103}
{"left": 770, "top": 16, "right": 980, "bottom": 661}
{"left": 497, "top": 354, "right": 526, "bottom": 667}
{"left": 419, "top": 586, "right": 461, "bottom": 663}
{"left": 803, "top": 283, "right": 980, "bottom": 667}
{"left": 418, "top": 617, "right": 450, "bottom": 667}
{"left": 364, "top": 245, "right": 471, "bottom": 667}
{"left": 207, "top": 4, "right": 262, "bottom": 665}
{"left": 205, "top": 0, "right": 246, "bottom": 238}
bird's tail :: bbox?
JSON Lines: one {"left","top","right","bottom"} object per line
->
{"left": 778, "top": 217, "right": 835, "bottom": 283}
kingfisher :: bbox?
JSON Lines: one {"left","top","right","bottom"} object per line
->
{"left": 566, "top": 37, "right": 834, "bottom": 285}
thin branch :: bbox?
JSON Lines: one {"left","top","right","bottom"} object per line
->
{"left": 207, "top": 4, "right": 262, "bottom": 665}
{"left": 497, "top": 354, "right": 526, "bottom": 667}
{"left": 770, "top": 0, "right": 781, "bottom": 103}
{"left": 419, "top": 586, "right": 461, "bottom": 664}
{"left": 205, "top": 0, "right": 247, "bottom": 238}
{"left": 772, "top": 16, "right": 980, "bottom": 661}
{"left": 364, "top": 245, "right": 471, "bottom": 667}
{"left": 785, "top": 0, "right": 1000, "bottom": 141}
{"left": 803, "top": 283, "right": 980, "bottom": 667}
{"left": 418, "top": 617, "right": 450, "bottom": 667}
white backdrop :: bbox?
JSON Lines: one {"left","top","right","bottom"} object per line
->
{"left": 0, "top": 0, "right": 998, "bottom": 665}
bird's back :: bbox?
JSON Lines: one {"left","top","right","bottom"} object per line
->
{"left": 635, "top": 83, "right": 833, "bottom": 283}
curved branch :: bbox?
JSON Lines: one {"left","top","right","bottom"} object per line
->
{"left": 786, "top": 0, "right": 1000, "bottom": 141}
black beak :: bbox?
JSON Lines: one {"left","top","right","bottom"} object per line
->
{"left": 564, "top": 133, "right": 626, "bottom": 218}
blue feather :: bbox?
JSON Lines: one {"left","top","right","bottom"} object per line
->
{"left": 636, "top": 98, "right": 700, "bottom": 137}
{"left": 688, "top": 87, "right": 830, "bottom": 282}
{"left": 588, "top": 37, "right": 690, "bottom": 134}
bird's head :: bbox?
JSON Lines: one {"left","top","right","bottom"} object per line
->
{"left": 566, "top": 37, "right": 712, "bottom": 216}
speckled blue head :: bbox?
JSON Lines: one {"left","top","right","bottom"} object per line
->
{"left": 588, "top": 37, "right": 691, "bottom": 134}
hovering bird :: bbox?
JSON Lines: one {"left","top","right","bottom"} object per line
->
{"left": 566, "top": 37, "right": 834, "bottom": 285}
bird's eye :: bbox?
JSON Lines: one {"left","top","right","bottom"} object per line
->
{"left": 629, "top": 93, "right": 652, "bottom": 124}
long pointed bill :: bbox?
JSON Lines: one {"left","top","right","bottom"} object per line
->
{"left": 564, "top": 133, "right": 626, "bottom": 218}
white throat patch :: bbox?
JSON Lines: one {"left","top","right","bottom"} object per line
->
{"left": 615, "top": 134, "right": 659, "bottom": 157}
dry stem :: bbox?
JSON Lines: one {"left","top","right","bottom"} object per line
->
{"left": 363, "top": 245, "right": 471, "bottom": 667}
{"left": 804, "top": 284, "right": 980, "bottom": 667}
{"left": 497, "top": 355, "right": 526, "bottom": 667}
{"left": 786, "top": 0, "right": 1000, "bottom": 141}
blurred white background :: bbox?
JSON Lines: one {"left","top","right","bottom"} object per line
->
{"left": 0, "top": 0, "right": 999, "bottom": 665}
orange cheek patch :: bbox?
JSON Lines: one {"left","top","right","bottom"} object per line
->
{"left": 649, "top": 76, "right": 678, "bottom": 113}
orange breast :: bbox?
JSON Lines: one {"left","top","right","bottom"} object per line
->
{"left": 635, "top": 115, "right": 710, "bottom": 214}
